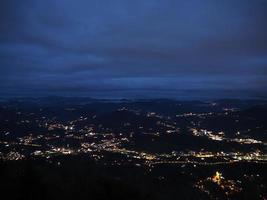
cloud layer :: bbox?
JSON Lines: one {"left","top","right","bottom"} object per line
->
{"left": 1, "top": 0, "right": 267, "bottom": 98}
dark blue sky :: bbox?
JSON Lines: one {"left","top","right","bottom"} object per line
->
{"left": 1, "top": 0, "right": 267, "bottom": 98}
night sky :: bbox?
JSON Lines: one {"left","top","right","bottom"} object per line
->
{"left": 1, "top": 0, "right": 267, "bottom": 99}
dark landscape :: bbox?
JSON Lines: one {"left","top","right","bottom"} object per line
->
{"left": 1, "top": 97, "right": 267, "bottom": 199}
{"left": 1, "top": 0, "right": 267, "bottom": 199}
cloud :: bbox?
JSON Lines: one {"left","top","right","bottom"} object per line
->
{"left": 0, "top": 0, "right": 267, "bottom": 98}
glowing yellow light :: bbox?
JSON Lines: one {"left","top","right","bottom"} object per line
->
{"left": 212, "top": 171, "right": 222, "bottom": 184}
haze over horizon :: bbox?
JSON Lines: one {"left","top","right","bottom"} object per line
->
{"left": 1, "top": 0, "right": 267, "bottom": 98}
